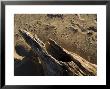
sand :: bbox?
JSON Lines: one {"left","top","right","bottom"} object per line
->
{"left": 14, "top": 14, "right": 97, "bottom": 64}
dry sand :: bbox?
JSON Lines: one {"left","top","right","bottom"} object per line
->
{"left": 14, "top": 14, "right": 97, "bottom": 64}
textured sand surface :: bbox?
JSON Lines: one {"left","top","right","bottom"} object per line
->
{"left": 14, "top": 14, "right": 97, "bottom": 64}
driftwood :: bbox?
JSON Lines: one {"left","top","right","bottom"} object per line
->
{"left": 19, "top": 30, "right": 97, "bottom": 76}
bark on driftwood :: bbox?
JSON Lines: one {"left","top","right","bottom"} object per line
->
{"left": 19, "top": 30, "right": 97, "bottom": 76}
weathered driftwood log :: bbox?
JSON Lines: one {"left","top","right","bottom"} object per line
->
{"left": 45, "top": 39, "right": 97, "bottom": 76}
{"left": 19, "top": 30, "right": 67, "bottom": 76}
{"left": 19, "top": 30, "right": 97, "bottom": 76}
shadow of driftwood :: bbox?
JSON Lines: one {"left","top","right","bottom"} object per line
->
{"left": 14, "top": 53, "right": 44, "bottom": 76}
